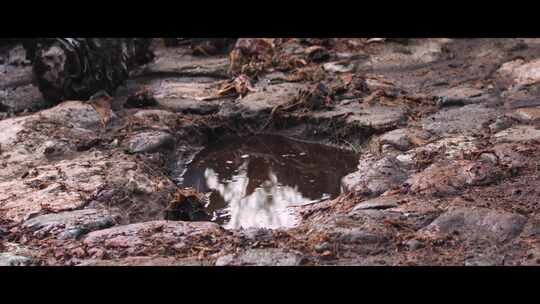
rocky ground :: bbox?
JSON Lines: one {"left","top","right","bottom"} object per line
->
{"left": 1, "top": 38, "right": 540, "bottom": 266}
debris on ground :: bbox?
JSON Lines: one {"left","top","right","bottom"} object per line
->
{"left": 2, "top": 38, "right": 540, "bottom": 266}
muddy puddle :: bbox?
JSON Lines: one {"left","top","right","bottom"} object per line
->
{"left": 177, "top": 135, "right": 359, "bottom": 229}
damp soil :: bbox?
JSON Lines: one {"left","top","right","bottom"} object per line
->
{"left": 177, "top": 135, "right": 359, "bottom": 229}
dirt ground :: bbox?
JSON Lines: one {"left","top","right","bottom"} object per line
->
{"left": 1, "top": 38, "right": 539, "bottom": 266}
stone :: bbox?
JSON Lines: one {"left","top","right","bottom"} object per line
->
{"left": 22, "top": 209, "right": 117, "bottom": 239}
{"left": 79, "top": 256, "right": 208, "bottom": 266}
{"left": 0, "top": 174, "right": 91, "bottom": 223}
{"left": 422, "top": 207, "right": 527, "bottom": 243}
{"left": 512, "top": 107, "right": 540, "bottom": 123}
{"left": 38, "top": 140, "right": 76, "bottom": 159}
{"left": 323, "top": 61, "right": 355, "bottom": 73}
{"left": 352, "top": 195, "right": 403, "bottom": 211}
{"left": 159, "top": 98, "right": 222, "bottom": 115}
{"left": 406, "top": 160, "right": 501, "bottom": 196}
{"left": 396, "top": 135, "right": 478, "bottom": 168}
{"left": 38, "top": 101, "right": 104, "bottom": 130}
{"left": 345, "top": 105, "right": 407, "bottom": 131}
{"left": 215, "top": 248, "right": 305, "bottom": 266}
{"left": 464, "top": 254, "right": 504, "bottom": 266}
{"left": 498, "top": 58, "right": 540, "bottom": 88}
{"left": 380, "top": 129, "right": 412, "bottom": 151}
{"left": 0, "top": 84, "right": 45, "bottom": 113}
{"left": 0, "top": 44, "right": 47, "bottom": 112}
{"left": 422, "top": 104, "right": 499, "bottom": 136}
{"left": 0, "top": 253, "right": 33, "bottom": 266}
{"left": 139, "top": 50, "right": 229, "bottom": 78}
{"left": 479, "top": 152, "right": 498, "bottom": 164}
{"left": 238, "top": 228, "right": 273, "bottom": 242}
{"left": 230, "top": 83, "right": 306, "bottom": 119}
{"left": 83, "top": 220, "right": 220, "bottom": 251}
{"left": 338, "top": 228, "right": 382, "bottom": 244}
{"left": 433, "top": 86, "right": 486, "bottom": 107}
{"left": 149, "top": 80, "right": 227, "bottom": 114}
{"left": 493, "top": 125, "right": 540, "bottom": 143}
{"left": 405, "top": 239, "right": 424, "bottom": 250}
{"left": 342, "top": 156, "right": 408, "bottom": 196}
{"left": 0, "top": 102, "right": 103, "bottom": 181}
{"left": 314, "top": 242, "right": 332, "bottom": 253}
{"left": 127, "top": 131, "right": 175, "bottom": 153}
{"left": 489, "top": 116, "right": 514, "bottom": 133}
{"left": 0, "top": 150, "right": 173, "bottom": 223}
{"left": 492, "top": 143, "right": 527, "bottom": 170}
{"left": 506, "top": 99, "right": 540, "bottom": 109}
{"left": 133, "top": 109, "right": 177, "bottom": 122}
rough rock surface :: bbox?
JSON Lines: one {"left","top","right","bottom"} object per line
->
{"left": 0, "top": 253, "right": 33, "bottom": 266}
{"left": 421, "top": 207, "right": 527, "bottom": 243}
{"left": 342, "top": 156, "right": 408, "bottom": 196}
{"left": 2, "top": 38, "right": 540, "bottom": 266}
{"left": 83, "top": 221, "right": 220, "bottom": 252}
{"left": 406, "top": 160, "right": 502, "bottom": 196}
{"left": 127, "top": 131, "right": 175, "bottom": 153}
{"left": 379, "top": 128, "right": 413, "bottom": 151}
{"left": 216, "top": 248, "right": 305, "bottom": 266}
{"left": 23, "top": 209, "right": 118, "bottom": 239}
{"left": 422, "top": 104, "right": 499, "bottom": 136}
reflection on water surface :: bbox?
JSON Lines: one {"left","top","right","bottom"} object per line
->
{"left": 180, "top": 135, "right": 358, "bottom": 229}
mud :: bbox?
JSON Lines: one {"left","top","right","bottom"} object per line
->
{"left": 1, "top": 38, "right": 540, "bottom": 266}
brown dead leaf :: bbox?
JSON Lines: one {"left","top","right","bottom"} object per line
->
{"left": 217, "top": 74, "right": 256, "bottom": 98}
{"left": 89, "top": 95, "right": 114, "bottom": 127}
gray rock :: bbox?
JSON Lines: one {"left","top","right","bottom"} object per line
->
{"left": 434, "top": 86, "right": 486, "bottom": 107}
{"left": 423, "top": 207, "right": 527, "bottom": 243}
{"left": 0, "top": 45, "right": 47, "bottom": 112}
{"left": 0, "top": 84, "right": 45, "bottom": 113}
{"left": 479, "top": 152, "right": 498, "bottom": 164}
{"left": 314, "top": 242, "right": 332, "bottom": 253}
{"left": 127, "top": 131, "right": 175, "bottom": 153}
{"left": 133, "top": 109, "right": 177, "bottom": 122}
{"left": 405, "top": 239, "right": 424, "bottom": 250}
{"left": 23, "top": 208, "right": 117, "bottom": 239}
{"left": 422, "top": 104, "right": 499, "bottom": 136}
{"left": 156, "top": 98, "right": 222, "bottom": 115}
{"left": 380, "top": 129, "right": 412, "bottom": 151}
{"left": 512, "top": 107, "right": 540, "bottom": 123}
{"left": 238, "top": 228, "right": 273, "bottom": 242}
{"left": 344, "top": 105, "right": 407, "bottom": 131}
{"left": 38, "top": 140, "right": 76, "bottom": 159}
{"left": 464, "top": 254, "right": 504, "bottom": 266}
{"left": 0, "top": 253, "right": 33, "bottom": 266}
{"left": 83, "top": 220, "right": 220, "bottom": 251}
{"left": 323, "top": 61, "right": 355, "bottom": 73}
{"left": 489, "top": 116, "right": 514, "bottom": 133}
{"left": 339, "top": 228, "right": 382, "bottom": 244}
{"left": 342, "top": 156, "right": 408, "bottom": 196}
{"left": 139, "top": 53, "right": 229, "bottom": 78}
{"left": 229, "top": 83, "right": 306, "bottom": 119}
{"left": 39, "top": 101, "right": 105, "bottom": 130}
{"left": 352, "top": 196, "right": 403, "bottom": 211}
{"left": 407, "top": 160, "right": 501, "bottom": 196}
{"left": 493, "top": 125, "right": 540, "bottom": 143}
{"left": 78, "top": 256, "right": 209, "bottom": 266}
{"left": 215, "top": 248, "right": 305, "bottom": 266}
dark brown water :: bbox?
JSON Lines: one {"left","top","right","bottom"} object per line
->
{"left": 179, "top": 135, "right": 358, "bottom": 229}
